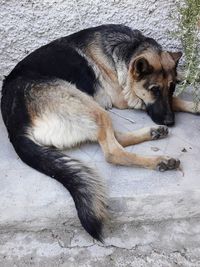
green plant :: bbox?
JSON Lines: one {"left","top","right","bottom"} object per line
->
{"left": 171, "top": 0, "right": 200, "bottom": 109}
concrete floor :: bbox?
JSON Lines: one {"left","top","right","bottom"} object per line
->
{"left": 0, "top": 103, "right": 200, "bottom": 266}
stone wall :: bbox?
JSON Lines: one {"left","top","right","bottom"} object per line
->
{"left": 0, "top": 0, "right": 182, "bottom": 82}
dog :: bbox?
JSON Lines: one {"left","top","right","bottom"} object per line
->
{"left": 1, "top": 24, "right": 199, "bottom": 241}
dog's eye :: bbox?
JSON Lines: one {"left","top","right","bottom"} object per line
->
{"left": 150, "top": 86, "right": 160, "bottom": 97}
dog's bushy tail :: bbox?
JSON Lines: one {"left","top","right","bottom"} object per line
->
{"left": 11, "top": 135, "right": 107, "bottom": 241}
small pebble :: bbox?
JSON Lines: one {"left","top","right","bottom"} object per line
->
{"left": 181, "top": 148, "right": 187, "bottom": 152}
{"left": 151, "top": 146, "right": 160, "bottom": 152}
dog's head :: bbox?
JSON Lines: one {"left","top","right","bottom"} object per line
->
{"left": 128, "top": 50, "right": 182, "bottom": 126}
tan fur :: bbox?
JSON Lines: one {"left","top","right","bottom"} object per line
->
{"left": 128, "top": 77, "right": 155, "bottom": 106}
{"left": 26, "top": 80, "right": 100, "bottom": 149}
{"left": 139, "top": 50, "right": 162, "bottom": 70}
{"left": 160, "top": 52, "right": 176, "bottom": 70}
{"left": 85, "top": 43, "right": 128, "bottom": 109}
{"left": 173, "top": 97, "right": 200, "bottom": 113}
{"left": 95, "top": 109, "right": 178, "bottom": 170}
{"left": 115, "top": 127, "right": 155, "bottom": 146}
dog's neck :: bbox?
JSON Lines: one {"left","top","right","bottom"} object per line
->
{"left": 82, "top": 43, "right": 145, "bottom": 110}
{"left": 113, "top": 56, "right": 129, "bottom": 88}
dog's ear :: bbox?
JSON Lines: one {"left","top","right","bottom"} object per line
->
{"left": 168, "top": 51, "right": 182, "bottom": 64}
{"left": 132, "top": 57, "right": 153, "bottom": 78}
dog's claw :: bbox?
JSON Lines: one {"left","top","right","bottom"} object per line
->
{"left": 156, "top": 157, "right": 180, "bottom": 172}
{"left": 151, "top": 125, "right": 169, "bottom": 140}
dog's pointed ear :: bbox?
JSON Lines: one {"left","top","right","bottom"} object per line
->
{"left": 131, "top": 57, "right": 153, "bottom": 78}
{"left": 168, "top": 51, "right": 182, "bottom": 64}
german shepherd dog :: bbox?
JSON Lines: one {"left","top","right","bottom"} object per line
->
{"left": 1, "top": 24, "right": 199, "bottom": 241}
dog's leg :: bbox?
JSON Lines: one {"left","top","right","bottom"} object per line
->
{"left": 173, "top": 97, "right": 200, "bottom": 113}
{"left": 96, "top": 111, "right": 180, "bottom": 171}
{"left": 114, "top": 125, "right": 169, "bottom": 147}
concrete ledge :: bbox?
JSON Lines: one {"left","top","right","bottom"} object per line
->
{"left": 1, "top": 105, "right": 200, "bottom": 232}
{"left": 1, "top": 103, "right": 200, "bottom": 265}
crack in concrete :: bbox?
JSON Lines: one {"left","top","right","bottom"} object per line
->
{"left": 1, "top": 231, "right": 200, "bottom": 266}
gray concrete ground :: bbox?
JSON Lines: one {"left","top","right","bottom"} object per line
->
{"left": 0, "top": 97, "right": 200, "bottom": 266}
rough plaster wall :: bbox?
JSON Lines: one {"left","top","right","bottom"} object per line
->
{"left": 0, "top": 0, "right": 182, "bottom": 83}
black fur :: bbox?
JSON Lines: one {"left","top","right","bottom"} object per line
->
{"left": 6, "top": 24, "right": 162, "bottom": 90}
{"left": 146, "top": 100, "right": 175, "bottom": 126}
{"left": 13, "top": 135, "right": 104, "bottom": 241}
{"left": 6, "top": 43, "right": 97, "bottom": 96}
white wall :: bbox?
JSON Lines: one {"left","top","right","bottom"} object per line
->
{"left": 0, "top": 0, "right": 182, "bottom": 82}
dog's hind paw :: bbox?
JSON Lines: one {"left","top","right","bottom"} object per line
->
{"left": 151, "top": 125, "right": 169, "bottom": 140}
{"left": 156, "top": 157, "right": 180, "bottom": 172}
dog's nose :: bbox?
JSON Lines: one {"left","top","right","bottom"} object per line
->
{"left": 164, "top": 112, "right": 175, "bottom": 126}
{"left": 164, "top": 119, "right": 174, "bottom": 126}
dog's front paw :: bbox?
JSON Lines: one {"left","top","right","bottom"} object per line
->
{"left": 150, "top": 125, "right": 169, "bottom": 140}
{"left": 156, "top": 157, "right": 180, "bottom": 172}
